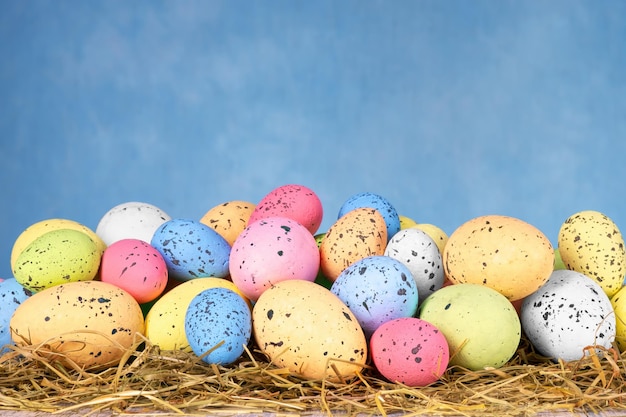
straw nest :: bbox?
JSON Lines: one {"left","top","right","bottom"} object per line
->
{"left": 1, "top": 333, "right": 625, "bottom": 417}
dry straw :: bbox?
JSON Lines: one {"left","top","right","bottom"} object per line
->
{"left": 1, "top": 333, "right": 626, "bottom": 417}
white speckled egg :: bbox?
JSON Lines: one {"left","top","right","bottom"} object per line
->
{"left": 96, "top": 202, "right": 171, "bottom": 246}
{"left": 253, "top": 279, "right": 367, "bottom": 381}
{"left": 384, "top": 228, "right": 444, "bottom": 304}
{"left": 185, "top": 287, "right": 252, "bottom": 365}
{"left": 330, "top": 255, "right": 419, "bottom": 337}
{"left": 10, "top": 280, "right": 144, "bottom": 369}
{"left": 521, "top": 269, "right": 615, "bottom": 362}
{"left": 558, "top": 210, "right": 626, "bottom": 298}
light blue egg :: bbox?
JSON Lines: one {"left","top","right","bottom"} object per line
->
{"left": 337, "top": 192, "right": 400, "bottom": 241}
{"left": 185, "top": 287, "right": 252, "bottom": 365}
{"left": 151, "top": 218, "right": 231, "bottom": 281}
{"left": 0, "top": 278, "right": 33, "bottom": 352}
{"left": 330, "top": 255, "right": 418, "bottom": 338}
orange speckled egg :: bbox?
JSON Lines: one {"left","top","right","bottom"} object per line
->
{"left": 320, "top": 208, "right": 387, "bottom": 282}
{"left": 253, "top": 279, "right": 367, "bottom": 381}
{"left": 443, "top": 215, "right": 554, "bottom": 301}
{"left": 199, "top": 200, "right": 256, "bottom": 246}
{"left": 10, "top": 280, "right": 144, "bottom": 370}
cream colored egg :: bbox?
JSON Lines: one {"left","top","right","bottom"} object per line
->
{"left": 558, "top": 210, "right": 626, "bottom": 298}
{"left": 199, "top": 200, "right": 256, "bottom": 246}
{"left": 253, "top": 279, "right": 367, "bottom": 381}
{"left": 10, "top": 281, "right": 144, "bottom": 370}
{"left": 145, "top": 277, "right": 250, "bottom": 351}
{"left": 412, "top": 223, "right": 449, "bottom": 255}
{"left": 443, "top": 215, "right": 554, "bottom": 301}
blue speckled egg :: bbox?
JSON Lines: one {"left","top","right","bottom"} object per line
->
{"left": 151, "top": 219, "right": 231, "bottom": 281}
{"left": 185, "top": 287, "right": 252, "bottom": 365}
{"left": 330, "top": 255, "right": 418, "bottom": 337}
{"left": 337, "top": 192, "right": 400, "bottom": 241}
{"left": 0, "top": 278, "right": 32, "bottom": 352}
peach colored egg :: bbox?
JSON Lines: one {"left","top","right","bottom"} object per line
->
{"left": 199, "top": 200, "right": 256, "bottom": 246}
{"left": 443, "top": 215, "right": 553, "bottom": 301}
{"left": 320, "top": 208, "right": 387, "bottom": 282}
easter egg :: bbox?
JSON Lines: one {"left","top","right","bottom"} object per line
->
{"left": 313, "top": 232, "right": 333, "bottom": 289}
{"left": 151, "top": 219, "right": 231, "bottom": 281}
{"left": 611, "top": 286, "right": 626, "bottom": 352}
{"left": 384, "top": 228, "right": 444, "bottom": 304}
{"left": 10, "top": 280, "right": 144, "bottom": 369}
{"left": 145, "top": 277, "right": 249, "bottom": 351}
{"left": 185, "top": 287, "right": 252, "bottom": 365}
{"left": 11, "top": 218, "right": 106, "bottom": 272}
{"left": 0, "top": 278, "right": 32, "bottom": 352}
{"left": 330, "top": 255, "right": 418, "bottom": 337}
{"left": 412, "top": 223, "right": 449, "bottom": 255}
{"left": 338, "top": 192, "right": 400, "bottom": 241}
{"left": 558, "top": 210, "right": 626, "bottom": 298}
{"left": 229, "top": 216, "right": 320, "bottom": 301}
{"left": 100, "top": 239, "right": 168, "bottom": 304}
{"left": 370, "top": 317, "right": 449, "bottom": 387}
{"left": 199, "top": 200, "right": 256, "bottom": 246}
{"left": 443, "top": 215, "right": 554, "bottom": 301}
{"left": 399, "top": 215, "right": 418, "bottom": 229}
{"left": 96, "top": 202, "right": 171, "bottom": 246}
{"left": 419, "top": 283, "right": 521, "bottom": 371}
{"left": 521, "top": 269, "right": 615, "bottom": 361}
{"left": 553, "top": 248, "right": 566, "bottom": 270}
{"left": 320, "top": 208, "right": 387, "bottom": 282}
{"left": 253, "top": 279, "right": 368, "bottom": 381}
{"left": 13, "top": 229, "right": 101, "bottom": 292}
{"left": 247, "top": 184, "right": 323, "bottom": 235}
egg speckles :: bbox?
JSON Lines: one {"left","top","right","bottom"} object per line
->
{"left": 253, "top": 280, "right": 367, "bottom": 381}
{"left": 558, "top": 210, "right": 626, "bottom": 298}
{"left": 443, "top": 215, "right": 554, "bottom": 301}
{"left": 10, "top": 280, "right": 144, "bottom": 369}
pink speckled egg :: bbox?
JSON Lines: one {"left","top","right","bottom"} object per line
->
{"left": 100, "top": 239, "right": 168, "bottom": 304}
{"left": 370, "top": 317, "right": 449, "bottom": 387}
{"left": 229, "top": 216, "right": 320, "bottom": 301}
{"left": 247, "top": 184, "right": 323, "bottom": 235}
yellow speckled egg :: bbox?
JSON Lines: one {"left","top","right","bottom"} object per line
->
{"left": 443, "top": 215, "right": 554, "bottom": 301}
{"left": 11, "top": 218, "right": 106, "bottom": 272}
{"left": 10, "top": 280, "right": 144, "bottom": 370}
{"left": 558, "top": 210, "right": 626, "bottom": 298}
{"left": 199, "top": 200, "right": 256, "bottom": 246}
{"left": 145, "top": 277, "right": 250, "bottom": 351}
{"left": 253, "top": 279, "right": 367, "bottom": 381}
{"left": 13, "top": 229, "right": 102, "bottom": 292}
{"left": 320, "top": 208, "right": 387, "bottom": 282}
{"left": 412, "top": 223, "right": 449, "bottom": 255}
{"left": 399, "top": 215, "right": 418, "bottom": 229}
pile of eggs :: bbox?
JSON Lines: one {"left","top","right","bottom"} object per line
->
{"left": 2, "top": 183, "right": 626, "bottom": 388}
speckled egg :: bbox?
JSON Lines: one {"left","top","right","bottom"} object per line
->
{"left": 13, "top": 229, "right": 101, "bottom": 292}
{"left": 10, "top": 280, "right": 144, "bottom": 369}
{"left": 199, "top": 200, "right": 256, "bottom": 246}
{"left": 185, "top": 287, "right": 252, "bottom": 365}
{"left": 151, "top": 218, "right": 231, "bottom": 281}
{"left": 384, "top": 228, "right": 444, "bottom": 304}
{"left": 443, "top": 215, "right": 554, "bottom": 301}
{"left": 320, "top": 208, "right": 387, "bottom": 282}
{"left": 229, "top": 216, "right": 320, "bottom": 301}
{"left": 610, "top": 286, "right": 626, "bottom": 352}
{"left": 419, "top": 283, "right": 521, "bottom": 370}
{"left": 521, "top": 269, "right": 615, "bottom": 361}
{"left": 412, "top": 223, "right": 449, "bottom": 256}
{"left": 399, "top": 215, "right": 418, "bottom": 229}
{"left": 338, "top": 192, "right": 400, "bottom": 241}
{"left": 0, "top": 278, "right": 32, "bottom": 352}
{"left": 100, "top": 239, "right": 168, "bottom": 304}
{"left": 145, "top": 277, "right": 249, "bottom": 351}
{"left": 11, "top": 218, "right": 106, "bottom": 272}
{"left": 253, "top": 279, "right": 368, "bottom": 381}
{"left": 330, "top": 255, "right": 418, "bottom": 337}
{"left": 247, "top": 184, "right": 324, "bottom": 235}
{"left": 96, "top": 201, "right": 171, "bottom": 246}
{"left": 558, "top": 210, "right": 626, "bottom": 298}
{"left": 370, "top": 317, "right": 449, "bottom": 387}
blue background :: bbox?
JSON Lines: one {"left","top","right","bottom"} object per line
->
{"left": 1, "top": 0, "right": 625, "bottom": 279}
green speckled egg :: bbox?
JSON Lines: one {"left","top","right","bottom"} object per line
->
{"left": 558, "top": 210, "right": 626, "bottom": 298}
{"left": 13, "top": 229, "right": 101, "bottom": 292}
